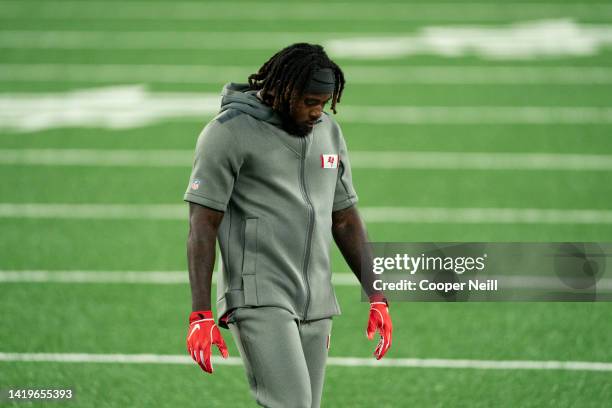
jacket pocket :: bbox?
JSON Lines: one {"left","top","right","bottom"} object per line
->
{"left": 242, "top": 217, "right": 258, "bottom": 305}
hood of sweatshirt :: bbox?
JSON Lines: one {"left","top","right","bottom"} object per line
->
{"left": 219, "top": 82, "right": 282, "bottom": 126}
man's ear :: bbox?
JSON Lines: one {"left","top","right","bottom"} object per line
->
{"left": 262, "top": 92, "right": 274, "bottom": 105}
{"left": 256, "top": 89, "right": 274, "bottom": 106}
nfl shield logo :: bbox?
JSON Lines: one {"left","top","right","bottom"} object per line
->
{"left": 191, "top": 179, "right": 201, "bottom": 190}
{"left": 321, "top": 154, "right": 338, "bottom": 169}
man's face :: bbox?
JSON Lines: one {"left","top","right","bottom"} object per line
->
{"left": 285, "top": 93, "right": 332, "bottom": 137}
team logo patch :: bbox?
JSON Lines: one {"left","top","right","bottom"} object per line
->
{"left": 190, "top": 179, "right": 201, "bottom": 190}
{"left": 321, "top": 154, "right": 338, "bottom": 169}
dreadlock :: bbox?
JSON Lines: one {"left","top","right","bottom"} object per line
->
{"left": 248, "top": 43, "right": 345, "bottom": 115}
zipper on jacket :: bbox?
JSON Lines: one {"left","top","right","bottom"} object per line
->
{"left": 298, "top": 136, "right": 315, "bottom": 320}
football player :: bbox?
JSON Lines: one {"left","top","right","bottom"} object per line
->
{"left": 184, "top": 43, "right": 392, "bottom": 408}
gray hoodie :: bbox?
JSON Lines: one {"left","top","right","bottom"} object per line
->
{"left": 184, "top": 83, "right": 358, "bottom": 327}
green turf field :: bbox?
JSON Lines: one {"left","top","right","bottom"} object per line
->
{"left": 1, "top": 1, "right": 612, "bottom": 407}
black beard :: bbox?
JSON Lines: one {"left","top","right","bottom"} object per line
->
{"left": 280, "top": 113, "right": 312, "bottom": 137}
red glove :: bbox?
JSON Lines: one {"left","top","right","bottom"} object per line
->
{"left": 186, "top": 310, "right": 229, "bottom": 373}
{"left": 366, "top": 296, "right": 392, "bottom": 360}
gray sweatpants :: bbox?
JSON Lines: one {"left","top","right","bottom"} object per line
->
{"left": 227, "top": 306, "right": 332, "bottom": 408}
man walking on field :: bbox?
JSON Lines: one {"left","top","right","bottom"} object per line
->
{"left": 184, "top": 43, "right": 393, "bottom": 408}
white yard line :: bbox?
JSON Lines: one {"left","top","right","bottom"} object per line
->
{"left": 0, "top": 30, "right": 338, "bottom": 50}
{"left": 339, "top": 106, "right": 612, "bottom": 124}
{"left": 3, "top": 64, "right": 612, "bottom": 84}
{"left": 361, "top": 207, "right": 612, "bottom": 224}
{"left": 1, "top": 204, "right": 612, "bottom": 224}
{"left": 348, "top": 151, "right": 612, "bottom": 170}
{"left": 325, "top": 20, "right": 612, "bottom": 60}
{"left": 0, "top": 27, "right": 609, "bottom": 51}
{"left": 2, "top": 20, "right": 612, "bottom": 62}
{"left": 1, "top": 24, "right": 612, "bottom": 51}
{"left": 0, "top": 203, "right": 183, "bottom": 220}
{"left": 2, "top": 270, "right": 612, "bottom": 291}
{"left": 0, "top": 352, "right": 610, "bottom": 372}
{"left": 0, "top": 149, "right": 195, "bottom": 167}
{"left": 331, "top": 273, "right": 612, "bottom": 291}
{"left": 3, "top": 85, "right": 612, "bottom": 130}
{"left": 2, "top": 149, "right": 612, "bottom": 171}
{"left": 1, "top": 2, "right": 611, "bottom": 21}
{"left": 0, "top": 270, "right": 188, "bottom": 284}
{"left": 326, "top": 357, "right": 612, "bottom": 371}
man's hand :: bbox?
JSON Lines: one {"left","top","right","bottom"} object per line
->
{"left": 366, "top": 298, "right": 392, "bottom": 360}
{"left": 332, "top": 206, "right": 392, "bottom": 359}
{"left": 186, "top": 310, "right": 229, "bottom": 373}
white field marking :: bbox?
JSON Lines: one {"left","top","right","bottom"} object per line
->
{"left": 330, "top": 273, "right": 612, "bottom": 291}
{"left": 1, "top": 204, "right": 612, "bottom": 225}
{"left": 4, "top": 64, "right": 612, "bottom": 85}
{"left": 1, "top": 1, "right": 612, "bottom": 21}
{"left": 0, "top": 30, "right": 341, "bottom": 50}
{"left": 0, "top": 203, "right": 184, "bottom": 220}
{"left": 0, "top": 270, "right": 188, "bottom": 284}
{"left": 3, "top": 86, "right": 612, "bottom": 132}
{"left": 0, "top": 149, "right": 195, "bottom": 167}
{"left": 0, "top": 352, "right": 611, "bottom": 372}
{"left": 2, "top": 270, "right": 612, "bottom": 291}
{"left": 335, "top": 274, "right": 612, "bottom": 291}
{"left": 0, "top": 86, "right": 220, "bottom": 131}
{"left": 359, "top": 207, "right": 612, "bottom": 224}
{"left": 339, "top": 106, "right": 612, "bottom": 124}
{"left": 348, "top": 151, "right": 612, "bottom": 171}
{"left": 2, "top": 20, "right": 612, "bottom": 60}
{"left": 326, "top": 20, "right": 612, "bottom": 60}
{"left": 325, "top": 357, "right": 612, "bottom": 371}
{"left": 2, "top": 149, "right": 612, "bottom": 172}
{"left": 4, "top": 270, "right": 612, "bottom": 291}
